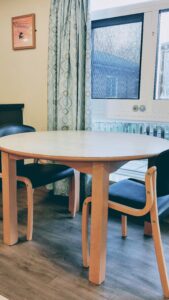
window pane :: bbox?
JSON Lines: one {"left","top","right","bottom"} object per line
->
{"left": 155, "top": 10, "right": 169, "bottom": 100}
{"left": 92, "top": 14, "right": 143, "bottom": 99}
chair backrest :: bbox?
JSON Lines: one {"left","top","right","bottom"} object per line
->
{"left": 0, "top": 124, "right": 35, "bottom": 138}
{"left": 0, "top": 124, "right": 36, "bottom": 170}
{"left": 155, "top": 149, "right": 169, "bottom": 197}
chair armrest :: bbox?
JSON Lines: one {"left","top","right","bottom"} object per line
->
{"left": 108, "top": 167, "right": 157, "bottom": 217}
{"left": 0, "top": 172, "right": 32, "bottom": 187}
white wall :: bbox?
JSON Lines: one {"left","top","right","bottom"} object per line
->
{"left": 91, "top": 0, "right": 157, "bottom": 11}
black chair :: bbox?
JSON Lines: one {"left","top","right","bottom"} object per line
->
{"left": 82, "top": 165, "right": 169, "bottom": 297}
{"left": 0, "top": 124, "right": 80, "bottom": 240}
{"left": 108, "top": 149, "right": 169, "bottom": 237}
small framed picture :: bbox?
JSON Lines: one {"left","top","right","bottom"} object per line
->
{"left": 12, "top": 14, "right": 36, "bottom": 50}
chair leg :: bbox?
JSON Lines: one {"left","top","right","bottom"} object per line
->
{"left": 150, "top": 203, "right": 169, "bottom": 298}
{"left": 121, "top": 215, "right": 127, "bottom": 238}
{"left": 26, "top": 183, "right": 34, "bottom": 241}
{"left": 16, "top": 176, "right": 34, "bottom": 241}
{"left": 82, "top": 197, "right": 91, "bottom": 268}
{"left": 68, "top": 170, "right": 80, "bottom": 217}
{"left": 144, "top": 221, "right": 152, "bottom": 237}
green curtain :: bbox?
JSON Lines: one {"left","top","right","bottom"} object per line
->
{"left": 48, "top": 0, "right": 91, "bottom": 195}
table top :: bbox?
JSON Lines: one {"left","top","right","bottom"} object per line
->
{"left": 0, "top": 131, "right": 169, "bottom": 162}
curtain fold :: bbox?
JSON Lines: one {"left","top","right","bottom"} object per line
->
{"left": 48, "top": 0, "right": 91, "bottom": 196}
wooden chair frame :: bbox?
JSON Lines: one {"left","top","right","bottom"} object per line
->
{"left": 82, "top": 167, "right": 169, "bottom": 298}
{"left": 0, "top": 169, "right": 80, "bottom": 241}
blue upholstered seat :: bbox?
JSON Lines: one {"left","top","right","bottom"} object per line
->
{"left": 109, "top": 178, "right": 169, "bottom": 220}
{"left": 109, "top": 149, "right": 169, "bottom": 225}
{"left": 17, "top": 163, "right": 74, "bottom": 189}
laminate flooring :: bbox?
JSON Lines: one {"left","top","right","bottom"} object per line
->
{"left": 0, "top": 188, "right": 168, "bottom": 300}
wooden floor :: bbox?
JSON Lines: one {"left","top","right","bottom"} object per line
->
{"left": 0, "top": 188, "right": 169, "bottom": 300}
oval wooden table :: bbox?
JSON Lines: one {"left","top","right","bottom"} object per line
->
{"left": 1, "top": 131, "right": 169, "bottom": 285}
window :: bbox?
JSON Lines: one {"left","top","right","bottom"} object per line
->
{"left": 155, "top": 9, "right": 169, "bottom": 100}
{"left": 91, "top": 0, "right": 169, "bottom": 123}
{"left": 92, "top": 14, "right": 144, "bottom": 99}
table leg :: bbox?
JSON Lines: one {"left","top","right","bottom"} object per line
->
{"left": 2, "top": 152, "right": 18, "bottom": 245}
{"left": 89, "top": 162, "right": 109, "bottom": 284}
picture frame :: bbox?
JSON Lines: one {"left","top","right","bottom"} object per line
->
{"left": 12, "top": 14, "right": 36, "bottom": 50}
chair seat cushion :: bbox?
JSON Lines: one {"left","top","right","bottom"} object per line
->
{"left": 17, "top": 163, "right": 74, "bottom": 188}
{"left": 109, "top": 179, "right": 169, "bottom": 220}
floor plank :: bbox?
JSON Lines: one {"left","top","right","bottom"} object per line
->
{"left": 0, "top": 188, "right": 168, "bottom": 300}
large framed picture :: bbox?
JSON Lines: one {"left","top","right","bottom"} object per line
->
{"left": 12, "top": 14, "right": 36, "bottom": 50}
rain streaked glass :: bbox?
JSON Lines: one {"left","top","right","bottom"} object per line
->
{"left": 92, "top": 14, "right": 143, "bottom": 99}
{"left": 155, "top": 10, "right": 169, "bottom": 100}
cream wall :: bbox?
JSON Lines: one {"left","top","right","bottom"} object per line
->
{"left": 0, "top": 0, "right": 51, "bottom": 130}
